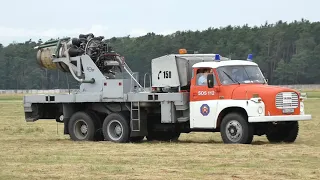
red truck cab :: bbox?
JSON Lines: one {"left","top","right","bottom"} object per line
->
{"left": 188, "top": 54, "right": 311, "bottom": 143}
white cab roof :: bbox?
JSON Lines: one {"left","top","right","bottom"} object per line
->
{"left": 192, "top": 60, "right": 258, "bottom": 69}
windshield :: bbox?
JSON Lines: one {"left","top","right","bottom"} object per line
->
{"left": 217, "top": 65, "right": 265, "bottom": 85}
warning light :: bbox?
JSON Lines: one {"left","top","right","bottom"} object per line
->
{"left": 247, "top": 54, "right": 253, "bottom": 61}
{"left": 214, "top": 54, "right": 220, "bottom": 61}
{"left": 179, "top": 49, "right": 187, "bottom": 54}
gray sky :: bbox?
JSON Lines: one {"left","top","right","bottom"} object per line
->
{"left": 0, "top": 0, "right": 319, "bottom": 46}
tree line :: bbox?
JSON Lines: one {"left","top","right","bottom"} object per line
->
{"left": 0, "top": 19, "right": 320, "bottom": 90}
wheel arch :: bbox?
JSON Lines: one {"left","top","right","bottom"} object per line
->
{"left": 216, "top": 106, "right": 248, "bottom": 129}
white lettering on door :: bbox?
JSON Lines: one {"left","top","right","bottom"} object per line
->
{"left": 198, "top": 91, "right": 215, "bottom": 96}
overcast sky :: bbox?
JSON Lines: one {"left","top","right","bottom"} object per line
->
{"left": 0, "top": 0, "right": 319, "bottom": 46}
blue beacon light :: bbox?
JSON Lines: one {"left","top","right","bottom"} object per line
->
{"left": 247, "top": 54, "right": 253, "bottom": 61}
{"left": 214, "top": 54, "right": 220, "bottom": 61}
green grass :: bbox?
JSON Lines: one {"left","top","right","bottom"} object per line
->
{"left": 0, "top": 94, "right": 24, "bottom": 101}
{"left": 303, "top": 91, "right": 320, "bottom": 98}
{"left": 0, "top": 95, "right": 320, "bottom": 179}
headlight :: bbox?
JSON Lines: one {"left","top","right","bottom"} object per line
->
{"left": 258, "top": 106, "right": 263, "bottom": 114}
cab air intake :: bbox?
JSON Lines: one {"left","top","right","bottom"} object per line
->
{"left": 275, "top": 92, "right": 299, "bottom": 109}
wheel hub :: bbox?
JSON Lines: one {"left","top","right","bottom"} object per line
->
{"left": 107, "top": 120, "right": 123, "bottom": 141}
{"left": 74, "top": 119, "right": 88, "bottom": 140}
{"left": 228, "top": 126, "right": 237, "bottom": 136}
{"left": 226, "top": 120, "right": 243, "bottom": 142}
{"left": 115, "top": 125, "right": 122, "bottom": 135}
{"left": 80, "top": 124, "right": 88, "bottom": 134}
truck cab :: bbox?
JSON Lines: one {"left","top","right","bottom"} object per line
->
{"left": 188, "top": 54, "right": 311, "bottom": 143}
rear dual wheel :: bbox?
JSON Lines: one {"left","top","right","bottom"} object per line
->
{"left": 102, "top": 113, "right": 130, "bottom": 143}
{"left": 102, "top": 112, "right": 144, "bottom": 143}
{"left": 68, "top": 111, "right": 144, "bottom": 143}
{"left": 86, "top": 110, "right": 104, "bottom": 141}
{"left": 68, "top": 111, "right": 97, "bottom": 141}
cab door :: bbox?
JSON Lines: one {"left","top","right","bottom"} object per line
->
{"left": 190, "top": 68, "right": 220, "bottom": 129}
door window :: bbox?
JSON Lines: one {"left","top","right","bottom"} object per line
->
{"left": 195, "top": 68, "right": 216, "bottom": 87}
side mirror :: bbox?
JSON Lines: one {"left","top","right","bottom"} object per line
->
{"left": 207, "top": 74, "right": 214, "bottom": 88}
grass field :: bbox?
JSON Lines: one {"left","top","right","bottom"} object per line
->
{"left": 0, "top": 94, "right": 320, "bottom": 180}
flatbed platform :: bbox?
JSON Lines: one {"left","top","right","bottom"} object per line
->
{"left": 23, "top": 92, "right": 189, "bottom": 104}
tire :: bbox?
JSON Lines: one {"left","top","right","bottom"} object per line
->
{"left": 266, "top": 125, "right": 285, "bottom": 143}
{"left": 130, "top": 136, "right": 145, "bottom": 143}
{"left": 266, "top": 131, "right": 284, "bottom": 143}
{"left": 266, "top": 122, "right": 299, "bottom": 143}
{"left": 102, "top": 113, "right": 130, "bottom": 143}
{"left": 68, "top": 111, "right": 96, "bottom": 141}
{"left": 86, "top": 110, "right": 104, "bottom": 141}
{"left": 220, "top": 113, "right": 254, "bottom": 144}
{"left": 283, "top": 122, "right": 299, "bottom": 143}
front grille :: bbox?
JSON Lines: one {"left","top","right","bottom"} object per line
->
{"left": 275, "top": 92, "right": 299, "bottom": 109}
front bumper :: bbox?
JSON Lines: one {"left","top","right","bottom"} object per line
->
{"left": 248, "top": 114, "right": 312, "bottom": 123}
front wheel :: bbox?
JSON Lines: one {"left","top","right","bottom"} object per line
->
{"left": 283, "top": 122, "right": 299, "bottom": 143}
{"left": 220, "top": 113, "right": 254, "bottom": 144}
{"left": 266, "top": 122, "right": 299, "bottom": 143}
